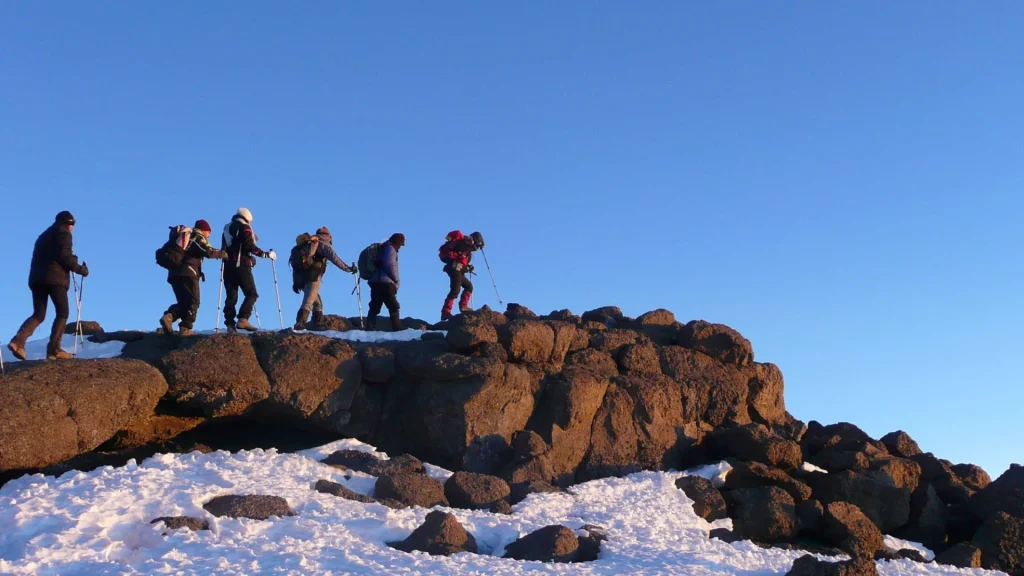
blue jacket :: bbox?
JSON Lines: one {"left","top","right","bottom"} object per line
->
{"left": 370, "top": 242, "right": 399, "bottom": 289}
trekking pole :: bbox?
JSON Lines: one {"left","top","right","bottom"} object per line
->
{"left": 215, "top": 261, "right": 225, "bottom": 332}
{"left": 72, "top": 273, "right": 86, "bottom": 356}
{"left": 479, "top": 248, "right": 503, "bottom": 306}
{"left": 270, "top": 258, "right": 284, "bottom": 329}
{"left": 351, "top": 274, "right": 364, "bottom": 329}
{"left": 253, "top": 306, "right": 263, "bottom": 330}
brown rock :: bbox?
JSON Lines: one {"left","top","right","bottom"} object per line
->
{"left": 676, "top": 476, "right": 728, "bottom": 522}
{"left": 151, "top": 516, "right": 209, "bottom": 532}
{"left": 253, "top": 333, "right": 361, "bottom": 418}
{"left": 102, "top": 414, "right": 206, "bottom": 451}
{"left": 158, "top": 334, "right": 270, "bottom": 418}
{"left": 564, "top": 349, "right": 619, "bottom": 378}
{"left": 589, "top": 329, "right": 641, "bottom": 357}
{"left": 746, "top": 362, "right": 787, "bottom": 425}
{"left": 498, "top": 320, "right": 555, "bottom": 364}
{"left": 786, "top": 555, "right": 878, "bottom": 576}
{"left": 934, "top": 542, "right": 982, "bottom": 568}
{"left": 390, "top": 511, "right": 478, "bottom": 556}
{"left": 725, "top": 486, "right": 799, "bottom": 544}
{"left": 894, "top": 484, "right": 948, "bottom": 552}
{"left": 724, "top": 461, "right": 812, "bottom": 502}
{"left": 581, "top": 306, "right": 624, "bottom": 327}
{"left": 797, "top": 499, "right": 825, "bottom": 534}
{"left": 973, "top": 511, "right": 1024, "bottom": 575}
{"left": 810, "top": 470, "right": 912, "bottom": 534}
{"left": 375, "top": 472, "right": 448, "bottom": 508}
{"left": 879, "top": 431, "right": 922, "bottom": 458}
{"left": 951, "top": 463, "right": 991, "bottom": 493}
{"left": 66, "top": 320, "right": 103, "bottom": 336}
{"left": 359, "top": 346, "right": 396, "bottom": 383}
{"left": 444, "top": 472, "right": 510, "bottom": 510}
{"left": 970, "top": 463, "right": 1024, "bottom": 521}
{"left": 503, "top": 525, "right": 580, "bottom": 563}
{"left": 446, "top": 323, "right": 499, "bottom": 352}
{"left": 546, "top": 321, "right": 578, "bottom": 366}
{"left": 619, "top": 342, "right": 662, "bottom": 376}
{"left": 704, "top": 424, "right": 803, "bottom": 471}
{"left": 675, "top": 320, "right": 754, "bottom": 366}
{"left": 315, "top": 479, "right": 376, "bottom": 503}
{"left": 203, "top": 495, "right": 294, "bottom": 520}
{"left": 658, "top": 345, "right": 751, "bottom": 426}
{"left": 509, "top": 480, "right": 561, "bottom": 505}
{"left": 822, "top": 501, "right": 885, "bottom": 559}
{"left": 504, "top": 303, "right": 537, "bottom": 320}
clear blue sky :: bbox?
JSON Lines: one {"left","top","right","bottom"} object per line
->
{"left": 2, "top": 3, "right": 1021, "bottom": 477}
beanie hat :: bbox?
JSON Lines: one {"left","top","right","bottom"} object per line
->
{"left": 194, "top": 219, "right": 212, "bottom": 234}
{"left": 236, "top": 207, "right": 253, "bottom": 224}
{"left": 316, "top": 226, "right": 331, "bottom": 237}
{"left": 56, "top": 211, "right": 76, "bottom": 226}
{"left": 389, "top": 233, "right": 406, "bottom": 247}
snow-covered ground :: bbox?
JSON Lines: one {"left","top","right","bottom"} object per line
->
{"left": 1, "top": 329, "right": 439, "bottom": 364}
{"left": 0, "top": 440, "right": 995, "bottom": 576}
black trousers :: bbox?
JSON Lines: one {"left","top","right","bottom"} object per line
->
{"left": 167, "top": 276, "right": 201, "bottom": 329}
{"left": 446, "top": 267, "right": 473, "bottom": 300}
{"left": 13, "top": 284, "right": 70, "bottom": 353}
{"left": 367, "top": 282, "right": 401, "bottom": 330}
{"left": 224, "top": 266, "right": 258, "bottom": 325}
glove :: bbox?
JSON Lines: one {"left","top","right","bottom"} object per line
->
{"left": 466, "top": 264, "right": 475, "bottom": 273}
{"left": 293, "top": 286, "right": 301, "bottom": 295}
{"left": 350, "top": 264, "right": 358, "bottom": 275}
{"left": 263, "top": 250, "right": 277, "bottom": 261}
{"left": 200, "top": 272, "right": 207, "bottom": 282}
{"left": 78, "top": 263, "right": 90, "bottom": 278}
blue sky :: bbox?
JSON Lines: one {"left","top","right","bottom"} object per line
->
{"left": 2, "top": 2, "right": 1021, "bottom": 476}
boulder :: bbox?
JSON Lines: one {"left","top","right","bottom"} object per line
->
{"left": 498, "top": 320, "right": 555, "bottom": 364}
{"left": 502, "top": 455, "right": 556, "bottom": 485}
{"left": 203, "top": 495, "right": 294, "bottom": 520}
{"left": 952, "top": 463, "right": 991, "bottom": 493}
{"left": 676, "top": 320, "right": 754, "bottom": 366}
{"left": 934, "top": 542, "right": 982, "bottom": 569}
{"left": 632, "top": 309, "right": 678, "bottom": 345}
{"left": 375, "top": 472, "right": 448, "bottom": 508}
{"left": 151, "top": 516, "right": 209, "bottom": 532}
{"left": 322, "top": 450, "right": 425, "bottom": 476}
{"left": 66, "top": 320, "right": 103, "bottom": 336}
{"left": 564, "top": 349, "right": 619, "bottom": 378}
{"left": 589, "top": 329, "right": 640, "bottom": 357}
{"left": 568, "top": 328, "right": 591, "bottom": 352}
{"left": 822, "top": 501, "right": 885, "bottom": 559}
{"left": 446, "top": 323, "right": 498, "bottom": 352}
{"left": 704, "top": 424, "right": 803, "bottom": 471}
{"left": 746, "top": 362, "right": 787, "bottom": 426}
{"left": 543, "top": 309, "right": 579, "bottom": 323}
{"left": 490, "top": 500, "right": 512, "bottom": 514}
{"left": 710, "top": 528, "right": 741, "bottom": 543}
{"left": 0, "top": 359, "right": 167, "bottom": 471}
{"left": 894, "top": 484, "right": 948, "bottom": 552}
{"left": 252, "top": 333, "right": 361, "bottom": 418}
{"left": 359, "top": 346, "right": 396, "bottom": 383}
{"left": 775, "top": 413, "right": 808, "bottom": 444}
{"left": 879, "top": 431, "right": 922, "bottom": 458}
{"left": 796, "top": 499, "right": 824, "bottom": 534}
{"left": 804, "top": 423, "right": 877, "bottom": 454}
{"left": 807, "top": 443, "right": 873, "bottom": 473}
{"left": 786, "top": 555, "right": 878, "bottom": 576}
{"left": 910, "top": 452, "right": 952, "bottom": 482}
{"left": 307, "top": 314, "right": 352, "bottom": 332}
{"left": 724, "top": 486, "right": 799, "bottom": 544}
{"left": 157, "top": 334, "right": 270, "bottom": 418}
{"left": 444, "top": 472, "right": 510, "bottom": 510}
{"left": 973, "top": 511, "right": 1024, "bottom": 575}
{"left": 810, "top": 470, "right": 912, "bottom": 534}
{"left": 88, "top": 330, "right": 147, "bottom": 344}
{"left": 581, "top": 306, "right": 624, "bottom": 327}
{"left": 390, "top": 511, "right": 478, "bottom": 556}
{"left": 546, "top": 321, "right": 578, "bottom": 366}
{"left": 511, "top": 430, "right": 549, "bottom": 461}
{"left": 676, "top": 476, "right": 728, "bottom": 522}
{"left": 314, "top": 479, "right": 376, "bottom": 504}
{"left": 576, "top": 524, "right": 608, "bottom": 562}
{"left": 509, "top": 480, "right": 560, "bottom": 505}
{"left": 970, "top": 464, "right": 1024, "bottom": 521}
{"left": 864, "top": 457, "right": 921, "bottom": 493}
{"left": 102, "top": 414, "right": 206, "bottom": 451}
{"left": 724, "top": 461, "right": 812, "bottom": 502}
{"left": 503, "top": 525, "right": 580, "bottom": 563}
{"left": 619, "top": 342, "right": 662, "bottom": 376}
{"left": 504, "top": 303, "right": 537, "bottom": 321}
{"left": 462, "top": 435, "right": 512, "bottom": 475}
{"left": 658, "top": 346, "right": 751, "bottom": 426}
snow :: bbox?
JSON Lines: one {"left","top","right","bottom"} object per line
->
{"left": 297, "top": 328, "right": 444, "bottom": 343}
{"left": 0, "top": 441, "right": 990, "bottom": 576}
{"left": 800, "top": 462, "right": 828, "bottom": 474}
{"left": 685, "top": 462, "right": 733, "bottom": 488}
{"left": 884, "top": 535, "right": 936, "bottom": 561}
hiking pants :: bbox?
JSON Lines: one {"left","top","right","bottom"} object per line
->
{"left": 13, "top": 284, "right": 70, "bottom": 354}
{"left": 300, "top": 280, "right": 324, "bottom": 314}
{"left": 367, "top": 282, "right": 401, "bottom": 330}
{"left": 445, "top": 267, "right": 473, "bottom": 300}
{"left": 167, "top": 276, "right": 201, "bottom": 329}
{"left": 224, "top": 266, "right": 258, "bottom": 326}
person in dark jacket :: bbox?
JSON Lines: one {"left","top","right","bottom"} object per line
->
{"left": 7, "top": 211, "right": 89, "bottom": 360}
{"left": 366, "top": 233, "right": 405, "bottom": 331}
{"left": 438, "top": 230, "right": 483, "bottom": 320}
{"left": 221, "top": 208, "right": 275, "bottom": 332}
{"left": 159, "top": 220, "right": 226, "bottom": 336}
{"left": 292, "top": 226, "right": 358, "bottom": 330}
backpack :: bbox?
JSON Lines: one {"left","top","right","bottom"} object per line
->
{"left": 358, "top": 242, "right": 382, "bottom": 281}
{"left": 289, "top": 233, "right": 320, "bottom": 271}
{"left": 156, "top": 225, "right": 191, "bottom": 270}
{"left": 439, "top": 230, "right": 464, "bottom": 264}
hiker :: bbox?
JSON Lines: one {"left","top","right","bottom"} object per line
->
{"left": 438, "top": 230, "right": 484, "bottom": 320}
{"left": 7, "top": 211, "right": 89, "bottom": 360}
{"left": 366, "top": 233, "right": 405, "bottom": 331}
{"left": 222, "top": 208, "right": 275, "bottom": 332}
{"left": 290, "top": 226, "right": 358, "bottom": 329}
{"left": 159, "top": 220, "right": 226, "bottom": 336}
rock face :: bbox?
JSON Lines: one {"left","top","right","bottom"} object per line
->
{"left": 390, "top": 511, "right": 477, "bottom": 556}
{"left": 0, "top": 359, "right": 167, "bottom": 471}
{"left": 503, "top": 525, "right": 580, "bottom": 563}
{"left": 157, "top": 335, "right": 271, "bottom": 418}
{"left": 676, "top": 476, "right": 728, "bottom": 522}
{"left": 880, "top": 431, "right": 922, "bottom": 458}
{"left": 203, "top": 495, "right": 294, "bottom": 520}
{"left": 252, "top": 333, "right": 361, "bottom": 418}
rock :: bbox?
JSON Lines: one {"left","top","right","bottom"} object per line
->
{"left": 879, "top": 431, "right": 922, "bottom": 458}
{"left": 503, "top": 525, "right": 580, "bottom": 563}
{"left": 746, "top": 362, "right": 787, "bottom": 425}
{"left": 676, "top": 476, "right": 728, "bottom": 522}
{"left": 446, "top": 323, "right": 499, "bottom": 352}
{"left": 543, "top": 309, "right": 578, "bottom": 323}
{"left": 797, "top": 499, "right": 824, "bottom": 534}
{"left": 877, "top": 548, "right": 928, "bottom": 563}
{"left": 157, "top": 334, "right": 270, "bottom": 418}
{"left": 894, "top": 484, "right": 948, "bottom": 552}
{"left": 202, "top": 495, "right": 294, "bottom": 520}
{"left": 970, "top": 463, "right": 1024, "bottom": 521}
{"left": 576, "top": 524, "right": 607, "bottom": 562}
{"left": 822, "top": 501, "right": 885, "bottom": 559}
{"left": 359, "top": 346, "right": 396, "bottom": 383}
{"left": 865, "top": 457, "right": 921, "bottom": 493}
{"left": 589, "top": 329, "right": 640, "bottom": 357}
{"left": 490, "top": 500, "right": 512, "bottom": 515}
{"left": 151, "top": 516, "right": 209, "bottom": 532}
{"left": 322, "top": 450, "right": 425, "bottom": 476}
{"left": 973, "top": 511, "right": 1024, "bottom": 575}
{"left": 807, "top": 444, "right": 871, "bottom": 473}
{"left": 724, "top": 461, "right": 813, "bottom": 502}
{"left": 65, "top": 320, "right": 103, "bottom": 336}
{"left": 0, "top": 359, "right": 167, "bottom": 471}
{"left": 88, "top": 330, "right": 147, "bottom": 344}
{"left": 725, "top": 487, "right": 799, "bottom": 544}
{"left": 444, "top": 472, "right": 511, "bottom": 510}
{"left": 308, "top": 314, "right": 352, "bottom": 332}
{"left": 462, "top": 435, "right": 512, "bottom": 475}
{"left": 375, "top": 472, "right": 448, "bottom": 508}
{"left": 632, "top": 309, "right": 677, "bottom": 345}
{"left": 934, "top": 542, "right": 982, "bottom": 568}
{"left": 710, "top": 528, "right": 741, "bottom": 543}
{"left": 509, "top": 480, "right": 560, "bottom": 505}
{"left": 581, "top": 306, "right": 624, "bottom": 327}
{"left": 101, "top": 414, "right": 206, "bottom": 451}
{"left": 502, "top": 454, "right": 556, "bottom": 485}
{"left": 619, "top": 342, "right": 662, "bottom": 376}
{"left": 314, "top": 479, "right": 376, "bottom": 504}
{"left": 512, "top": 430, "right": 549, "bottom": 461}
{"left": 804, "top": 423, "right": 877, "bottom": 454}
{"left": 498, "top": 320, "right": 555, "bottom": 364}
{"left": 252, "top": 333, "right": 361, "bottom": 418}
{"left": 568, "top": 328, "right": 591, "bottom": 352}
{"left": 910, "top": 452, "right": 952, "bottom": 482}
{"left": 810, "top": 470, "right": 912, "bottom": 534}
{"left": 775, "top": 413, "right": 809, "bottom": 444}
{"left": 786, "top": 555, "right": 878, "bottom": 576}
{"left": 564, "top": 349, "right": 619, "bottom": 378}
{"left": 546, "top": 321, "right": 578, "bottom": 366}
{"left": 705, "top": 424, "right": 803, "bottom": 471}
{"left": 658, "top": 346, "right": 750, "bottom": 425}
{"left": 947, "top": 504, "right": 982, "bottom": 545}
{"left": 504, "top": 303, "right": 537, "bottom": 321}
{"left": 951, "top": 463, "right": 991, "bottom": 492}
{"left": 675, "top": 320, "right": 754, "bottom": 366}
{"left": 390, "top": 511, "right": 477, "bottom": 556}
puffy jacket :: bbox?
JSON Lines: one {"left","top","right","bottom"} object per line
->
{"left": 440, "top": 231, "right": 475, "bottom": 268}
{"left": 370, "top": 241, "right": 400, "bottom": 289}
{"left": 222, "top": 216, "right": 266, "bottom": 268}
{"left": 28, "top": 223, "right": 84, "bottom": 289}
{"left": 170, "top": 231, "right": 224, "bottom": 280}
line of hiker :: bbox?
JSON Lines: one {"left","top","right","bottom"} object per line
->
{"left": 6, "top": 209, "right": 491, "bottom": 360}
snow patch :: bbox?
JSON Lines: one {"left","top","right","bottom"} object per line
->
{"left": 684, "top": 462, "right": 733, "bottom": 488}
{"left": 1, "top": 334, "right": 125, "bottom": 362}
{"left": 800, "top": 462, "right": 828, "bottom": 474}
{"left": 884, "top": 535, "right": 936, "bottom": 561}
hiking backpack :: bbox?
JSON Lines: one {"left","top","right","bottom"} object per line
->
{"left": 358, "top": 243, "right": 382, "bottom": 281}
{"left": 289, "top": 233, "right": 320, "bottom": 271}
{"left": 439, "top": 230, "right": 464, "bottom": 264}
{"left": 155, "top": 225, "right": 191, "bottom": 270}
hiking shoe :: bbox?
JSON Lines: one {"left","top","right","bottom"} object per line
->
{"left": 293, "top": 322, "right": 306, "bottom": 331}
{"left": 459, "top": 305, "right": 474, "bottom": 314}
{"left": 47, "top": 349, "right": 73, "bottom": 360}
{"left": 225, "top": 325, "right": 238, "bottom": 334}
{"left": 235, "top": 319, "right": 258, "bottom": 332}
{"left": 440, "top": 311, "right": 453, "bottom": 321}
{"left": 178, "top": 327, "right": 195, "bottom": 337}
{"left": 159, "top": 313, "right": 174, "bottom": 334}
{"left": 7, "top": 341, "right": 27, "bottom": 361}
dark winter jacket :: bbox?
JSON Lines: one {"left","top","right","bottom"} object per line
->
{"left": 170, "top": 231, "right": 225, "bottom": 280}
{"left": 222, "top": 216, "right": 266, "bottom": 269}
{"left": 370, "top": 241, "right": 400, "bottom": 289}
{"left": 28, "top": 223, "right": 84, "bottom": 289}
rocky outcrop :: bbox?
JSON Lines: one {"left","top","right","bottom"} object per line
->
{"left": 157, "top": 334, "right": 271, "bottom": 418}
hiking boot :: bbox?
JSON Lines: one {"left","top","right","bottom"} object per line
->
{"left": 440, "top": 310, "right": 453, "bottom": 321}
{"left": 159, "top": 312, "right": 174, "bottom": 334}
{"left": 226, "top": 325, "right": 238, "bottom": 334}
{"left": 459, "top": 304, "right": 474, "bottom": 314}
{"left": 7, "top": 341, "right": 27, "bottom": 361}
{"left": 235, "top": 318, "right": 258, "bottom": 332}
{"left": 47, "top": 349, "right": 73, "bottom": 360}
{"left": 178, "top": 327, "right": 195, "bottom": 337}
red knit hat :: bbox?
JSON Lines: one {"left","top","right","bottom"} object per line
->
{"left": 194, "top": 219, "right": 212, "bottom": 234}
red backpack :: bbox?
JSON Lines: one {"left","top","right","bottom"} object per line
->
{"left": 438, "top": 230, "right": 465, "bottom": 264}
